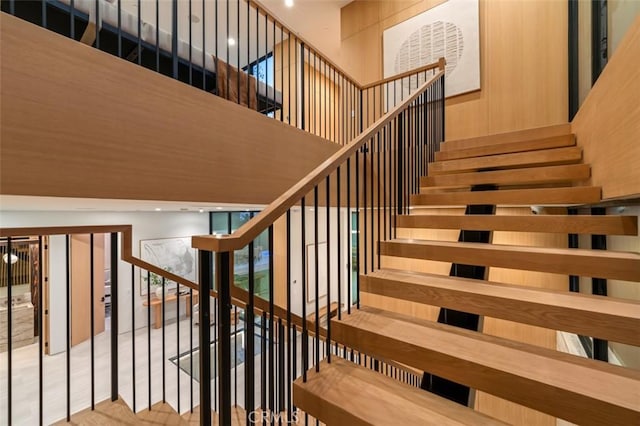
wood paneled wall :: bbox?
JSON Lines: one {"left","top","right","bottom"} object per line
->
{"left": 340, "top": 0, "right": 568, "bottom": 140}
{"left": 571, "top": 15, "right": 640, "bottom": 201}
{"left": 0, "top": 13, "right": 339, "bottom": 205}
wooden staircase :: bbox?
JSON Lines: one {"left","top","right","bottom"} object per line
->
{"left": 294, "top": 124, "right": 640, "bottom": 425}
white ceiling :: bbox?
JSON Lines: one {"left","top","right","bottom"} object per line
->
{"left": 260, "top": 0, "right": 351, "bottom": 64}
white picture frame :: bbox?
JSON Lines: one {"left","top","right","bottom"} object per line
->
{"left": 139, "top": 237, "right": 197, "bottom": 296}
{"left": 383, "top": 0, "right": 480, "bottom": 102}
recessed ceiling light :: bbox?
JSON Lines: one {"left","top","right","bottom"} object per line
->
{"left": 189, "top": 14, "right": 200, "bottom": 23}
{"left": 216, "top": 207, "right": 223, "bottom": 210}
{"left": 285, "top": 0, "right": 294, "bottom": 8}
{"left": 199, "top": 208, "right": 204, "bottom": 213}
{"left": 154, "top": 207, "right": 162, "bottom": 211}
{"left": 228, "top": 37, "right": 236, "bottom": 46}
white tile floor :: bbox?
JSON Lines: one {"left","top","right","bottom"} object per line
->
{"left": 0, "top": 315, "right": 317, "bottom": 426}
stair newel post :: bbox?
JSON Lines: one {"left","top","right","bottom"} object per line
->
{"left": 196, "top": 249, "right": 211, "bottom": 426}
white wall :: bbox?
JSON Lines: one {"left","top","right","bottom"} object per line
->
{"left": 0, "top": 211, "right": 209, "bottom": 354}
{"left": 285, "top": 207, "right": 351, "bottom": 319}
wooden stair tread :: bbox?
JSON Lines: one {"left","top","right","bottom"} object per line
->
{"left": 361, "top": 269, "right": 640, "bottom": 345}
{"left": 436, "top": 134, "right": 575, "bottom": 161}
{"left": 182, "top": 405, "right": 246, "bottom": 425}
{"left": 136, "top": 401, "right": 185, "bottom": 424}
{"left": 421, "top": 164, "right": 591, "bottom": 187}
{"left": 53, "top": 398, "right": 139, "bottom": 425}
{"left": 293, "top": 357, "right": 505, "bottom": 426}
{"left": 440, "top": 124, "right": 571, "bottom": 152}
{"left": 411, "top": 186, "right": 601, "bottom": 206}
{"left": 429, "top": 146, "right": 582, "bottom": 175}
{"left": 331, "top": 307, "right": 640, "bottom": 426}
{"left": 380, "top": 239, "right": 640, "bottom": 281}
{"left": 396, "top": 214, "right": 638, "bottom": 235}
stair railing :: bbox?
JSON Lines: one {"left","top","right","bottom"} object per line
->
{"left": 0, "top": 225, "right": 202, "bottom": 424}
{"left": 193, "top": 63, "right": 445, "bottom": 425}
{"left": 4, "top": 1, "right": 442, "bottom": 146}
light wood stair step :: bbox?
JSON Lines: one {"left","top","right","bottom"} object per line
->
{"left": 429, "top": 146, "right": 582, "bottom": 175}
{"left": 361, "top": 269, "right": 640, "bottom": 345}
{"left": 182, "top": 405, "right": 245, "bottom": 425}
{"left": 53, "top": 397, "right": 139, "bottom": 425}
{"left": 396, "top": 214, "right": 638, "bottom": 235}
{"left": 411, "top": 186, "right": 601, "bottom": 206}
{"left": 136, "top": 401, "right": 186, "bottom": 424}
{"left": 440, "top": 124, "right": 571, "bottom": 152}
{"left": 436, "top": 134, "right": 576, "bottom": 161}
{"left": 293, "top": 357, "right": 506, "bottom": 426}
{"left": 331, "top": 307, "right": 640, "bottom": 426}
{"left": 380, "top": 239, "right": 640, "bottom": 281}
{"left": 421, "top": 164, "right": 591, "bottom": 188}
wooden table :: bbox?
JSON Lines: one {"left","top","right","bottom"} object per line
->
{"left": 142, "top": 291, "right": 199, "bottom": 329}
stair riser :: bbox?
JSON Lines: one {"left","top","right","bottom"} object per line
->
{"left": 380, "top": 242, "right": 640, "bottom": 282}
{"left": 361, "top": 275, "right": 640, "bottom": 345}
{"left": 435, "top": 135, "right": 576, "bottom": 161}
{"left": 331, "top": 321, "right": 639, "bottom": 426}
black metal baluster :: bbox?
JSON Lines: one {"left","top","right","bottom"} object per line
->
{"left": 363, "top": 141, "right": 368, "bottom": 277}
{"left": 7, "top": 237, "right": 13, "bottom": 425}
{"left": 171, "top": 0, "right": 178, "bottom": 79}
{"left": 131, "top": 264, "right": 136, "bottom": 413}
{"left": 326, "top": 175, "right": 332, "bottom": 362}
{"left": 286, "top": 210, "right": 292, "bottom": 420}
{"left": 70, "top": 0, "right": 75, "bottom": 39}
{"left": 261, "top": 310, "right": 267, "bottom": 426}
{"left": 301, "top": 197, "right": 308, "bottom": 382}
{"left": 188, "top": 0, "right": 193, "bottom": 84}
{"left": 269, "top": 224, "right": 275, "bottom": 425}
{"left": 38, "top": 236, "right": 44, "bottom": 425}
{"left": 237, "top": 0, "right": 240, "bottom": 103}
{"left": 234, "top": 303, "right": 238, "bottom": 406}
{"left": 199, "top": 250, "right": 212, "bottom": 426}
{"left": 314, "top": 186, "right": 320, "bottom": 373}
{"left": 155, "top": 0, "right": 159, "bottom": 72}
{"left": 337, "top": 167, "right": 342, "bottom": 322}
{"left": 116, "top": 0, "right": 122, "bottom": 55}
{"left": 146, "top": 270, "right": 151, "bottom": 410}
{"left": 176, "top": 280, "right": 180, "bottom": 414}
{"left": 245, "top": 237, "right": 256, "bottom": 423}
{"left": 90, "top": 234, "right": 96, "bottom": 410}
{"left": 66, "top": 236, "right": 72, "bottom": 421}
{"left": 347, "top": 158, "right": 351, "bottom": 315}
{"left": 110, "top": 234, "right": 119, "bottom": 403}
{"left": 371, "top": 137, "right": 375, "bottom": 271}
{"left": 189, "top": 286, "right": 193, "bottom": 412}
{"left": 162, "top": 277, "right": 166, "bottom": 403}
{"left": 137, "top": 0, "right": 141, "bottom": 66}
{"left": 355, "top": 148, "right": 360, "bottom": 308}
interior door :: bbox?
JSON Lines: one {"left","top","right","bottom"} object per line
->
{"left": 71, "top": 234, "right": 105, "bottom": 347}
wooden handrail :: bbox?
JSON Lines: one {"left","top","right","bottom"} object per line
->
{"left": 0, "top": 225, "right": 420, "bottom": 379}
{"left": 361, "top": 58, "right": 446, "bottom": 90}
{"left": 250, "top": 0, "right": 444, "bottom": 92}
{"left": 0, "top": 225, "right": 203, "bottom": 294}
{"left": 193, "top": 70, "right": 445, "bottom": 253}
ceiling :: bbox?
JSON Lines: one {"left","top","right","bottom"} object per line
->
{"left": 0, "top": 195, "right": 264, "bottom": 213}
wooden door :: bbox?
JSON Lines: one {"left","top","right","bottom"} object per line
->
{"left": 71, "top": 234, "right": 105, "bottom": 347}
